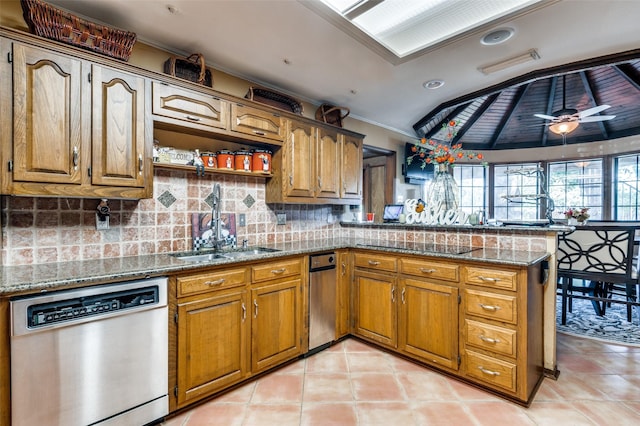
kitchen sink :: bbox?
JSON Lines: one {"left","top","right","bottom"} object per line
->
{"left": 171, "top": 247, "right": 280, "bottom": 263}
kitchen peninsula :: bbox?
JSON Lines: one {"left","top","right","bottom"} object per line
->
{"left": 0, "top": 223, "right": 558, "bottom": 422}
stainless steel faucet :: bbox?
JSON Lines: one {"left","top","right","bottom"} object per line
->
{"left": 211, "top": 183, "right": 223, "bottom": 250}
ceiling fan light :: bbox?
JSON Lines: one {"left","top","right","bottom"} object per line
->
{"left": 549, "top": 121, "right": 579, "bottom": 135}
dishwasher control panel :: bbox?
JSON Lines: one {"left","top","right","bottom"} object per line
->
{"left": 26, "top": 286, "right": 159, "bottom": 328}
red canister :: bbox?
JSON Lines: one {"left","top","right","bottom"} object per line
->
{"left": 251, "top": 149, "right": 272, "bottom": 173}
{"left": 216, "top": 150, "right": 235, "bottom": 169}
{"left": 201, "top": 152, "right": 217, "bottom": 168}
{"left": 234, "top": 150, "right": 253, "bottom": 171}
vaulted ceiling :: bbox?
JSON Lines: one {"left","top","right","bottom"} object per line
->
{"left": 413, "top": 50, "right": 640, "bottom": 150}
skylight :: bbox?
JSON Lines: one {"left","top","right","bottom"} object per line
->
{"left": 318, "top": 0, "right": 545, "bottom": 59}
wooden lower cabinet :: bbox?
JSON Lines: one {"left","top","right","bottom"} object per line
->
{"left": 353, "top": 268, "right": 397, "bottom": 348}
{"left": 398, "top": 278, "right": 459, "bottom": 370}
{"left": 176, "top": 288, "right": 249, "bottom": 407}
{"left": 251, "top": 278, "right": 303, "bottom": 373}
{"left": 335, "top": 250, "right": 351, "bottom": 339}
{"left": 172, "top": 257, "right": 304, "bottom": 410}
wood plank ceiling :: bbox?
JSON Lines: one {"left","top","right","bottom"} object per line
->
{"left": 413, "top": 49, "right": 640, "bottom": 150}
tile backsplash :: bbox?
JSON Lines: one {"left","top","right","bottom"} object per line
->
{"left": 0, "top": 169, "right": 341, "bottom": 266}
{"left": 0, "top": 169, "right": 550, "bottom": 266}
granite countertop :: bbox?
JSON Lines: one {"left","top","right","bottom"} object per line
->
{"left": 0, "top": 237, "right": 550, "bottom": 296}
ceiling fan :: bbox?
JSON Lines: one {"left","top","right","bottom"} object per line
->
{"left": 534, "top": 75, "right": 616, "bottom": 135}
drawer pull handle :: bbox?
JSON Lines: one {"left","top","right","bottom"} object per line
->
{"left": 478, "top": 366, "right": 501, "bottom": 376}
{"left": 391, "top": 286, "right": 396, "bottom": 302}
{"left": 479, "top": 335, "right": 501, "bottom": 344}
{"left": 253, "top": 130, "right": 266, "bottom": 136}
{"left": 254, "top": 299, "right": 258, "bottom": 318}
{"left": 242, "top": 302, "right": 246, "bottom": 321}
{"left": 72, "top": 146, "right": 79, "bottom": 170}
{"left": 185, "top": 115, "right": 201, "bottom": 121}
{"left": 479, "top": 304, "right": 501, "bottom": 311}
{"left": 368, "top": 260, "right": 380, "bottom": 266}
{"left": 420, "top": 268, "right": 437, "bottom": 273}
{"left": 204, "top": 278, "right": 225, "bottom": 286}
{"left": 478, "top": 276, "right": 501, "bottom": 282}
{"left": 401, "top": 288, "right": 406, "bottom": 304}
{"left": 271, "top": 268, "right": 286, "bottom": 274}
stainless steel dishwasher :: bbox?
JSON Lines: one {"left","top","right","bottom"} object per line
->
{"left": 10, "top": 277, "right": 168, "bottom": 426}
{"left": 308, "top": 252, "right": 337, "bottom": 353}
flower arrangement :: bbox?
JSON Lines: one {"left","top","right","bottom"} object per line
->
{"left": 407, "top": 120, "right": 484, "bottom": 168}
{"left": 564, "top": 207, "right": 590, "bottom": 222}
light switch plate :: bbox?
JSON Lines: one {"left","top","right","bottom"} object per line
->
{"left": 276, "top": 213, "right": 286, "bottom": 225}
{"left": 96, "top": 213, "right": 109, "bottom": 230}
{"left": 239, "top": 213, "right": 246, "bottom": 227}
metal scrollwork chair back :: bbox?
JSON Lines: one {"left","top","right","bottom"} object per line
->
{"left": 556, "top": 225, "right": 637, "bottom": 324}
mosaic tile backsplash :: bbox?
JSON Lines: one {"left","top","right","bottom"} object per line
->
{"left": 0, "top": 169, "right": 548, "bottom": 266}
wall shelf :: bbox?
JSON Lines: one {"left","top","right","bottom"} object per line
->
{"left": 153, "top": 162, "right": 272, "bottom": 178}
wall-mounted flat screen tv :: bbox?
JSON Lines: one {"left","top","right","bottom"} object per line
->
{"left": 402, "top": 142, "right": 434, "bottom": 184}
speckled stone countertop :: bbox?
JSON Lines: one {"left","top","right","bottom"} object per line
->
{"left": 0, "top": 237, "right": 550, "bottom": 296}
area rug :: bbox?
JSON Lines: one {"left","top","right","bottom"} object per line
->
{"left": 555, "top": 296, "right": 640, "bottom": 346}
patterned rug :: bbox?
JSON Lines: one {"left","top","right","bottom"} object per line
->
{"left": 555, "top": 296, "right": 640, "bottom": 346}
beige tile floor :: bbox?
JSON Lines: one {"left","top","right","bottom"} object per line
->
{"left": 163, "top": 334, "right": 640, "bottom": 425}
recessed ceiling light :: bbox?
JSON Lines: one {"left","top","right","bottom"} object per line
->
{"left": 423, "top": 80, "right": 445, "bottom": 90}
{"left": 481, "top": 27, "right": 515, "bottom": 45}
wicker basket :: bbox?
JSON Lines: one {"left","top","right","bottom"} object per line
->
{"left": 20, "top": 0, "right": 136, "bottom": 61}
{"left": 164, "top": 53, "right": 213, "bottom": 87}
{"left": 245, "top": 86, "right": 303, "bottom": 115}
{"left": 315, "top": 104, "right": 350, "bottom": 127}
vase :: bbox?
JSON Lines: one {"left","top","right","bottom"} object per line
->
{"left": 427, "top": 163, "right": 459, "bottom": 211}
{"left": 568, "top": 218, "right": 578, "bottom": 226}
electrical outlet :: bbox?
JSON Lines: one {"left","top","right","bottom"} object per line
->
{"left": 276, "top": 213, "right": 286, "bottom": 225}
{"left": 239, "top": 213, "right": 246, "bottom": 227}
{"left": 96, "top": 214, "right": 110, "bottom": 230}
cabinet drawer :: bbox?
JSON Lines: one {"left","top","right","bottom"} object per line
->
{"left": 465, "top": 267, "right": 518, "bottom": 291}
{"left": 152, "top": 81, "right": 228, "bottom": 131}
{"left": 464, "top": 350, "right": 517, "bottom": 393}
{"left": 400, "top": 258, "right": 459, "bottom": 282}
{"left": 177, "top": 268, "right": 247, "bottom": 297}
{"left": 230, "top": 103, "right": 285, "bottom": 142}
{"left": 353, "top": 252, "right": 397, "bottom": 273}
{"left": 464, "top": 319, "right": 517, "bottom": 357}
{"left": 465, "top": 289, "right": 517, "bottom": 324}
{"left": 251, "top": 258, "right": 303, "bottom": 283}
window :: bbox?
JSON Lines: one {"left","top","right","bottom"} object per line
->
{"left": 548, "top": 159, "right": 603, "bottom": 220}
{"left": 615, "top": 154, "right": 640, "bottom": 220}
{"left": 453, "top": 165, "right": 487, "bottom": 214}
{"left": 493, "top": 163, "right": 541, "bottom": 220}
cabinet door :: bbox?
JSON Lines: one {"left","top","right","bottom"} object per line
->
{"left": 177, "top": 290, "right": 249, "bottom": 407}
{"left": 398, "top": 278, "right": 459, "bottom": 370}
{"left": 230, "top": 103, "right": 284, "bottom": 142}
{"left": 353, "top": 269, "right": 397, "bottom": 348}
{"left": 11, "top": 43, "right": 84, "bottom": 185}
{"left": 336, "top": 250, "right": 351, "bottom": 338}
{"left": 251, "top": 279, "right": 302, "bottom": 373}
{"left": 316, "top": 128, "right": 340, "bottom": 199}
{"left": 284, "top": 120, "right": 315, "bottom": 198}
{"left": 340, "top": 134, "right": 363, "bottom": 200}
{"left": 151, "top": 81, "right": 228, "bottom": 132}
{"left": 91, "top": 65, "right": 147, "bottom": 188}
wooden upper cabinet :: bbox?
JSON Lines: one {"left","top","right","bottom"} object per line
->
{"left": 151, "top": 81, "right": 228, "bottom": 132}
{"left": 230, "top": 103, "right": 284, "bottom": 142}
{"left": 91, "top": 65, "right": 146, "bottom": 188}
{"left": 3, "top": 40, "right": 151, "bottom": 198}
{"left": 316, "top": 128, "right": 340, "bottom": 199}
{"left": 284, "top": 120, "right": 315, "bottom": 198}
{"left": 11, "top": 43, "right": 84, "bottom": 186}
{"left": 340, "top": 134, "right": 363, "bottom": 200}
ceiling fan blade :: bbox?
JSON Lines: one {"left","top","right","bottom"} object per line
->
{"left": 578, "top": 104, "right": 611, "bottom": 118}
{"left": 578, "top": 115, "right": 616, "bottom": 123}
{"left": 534, "top": 113, "right": 557, "bottom": 120}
